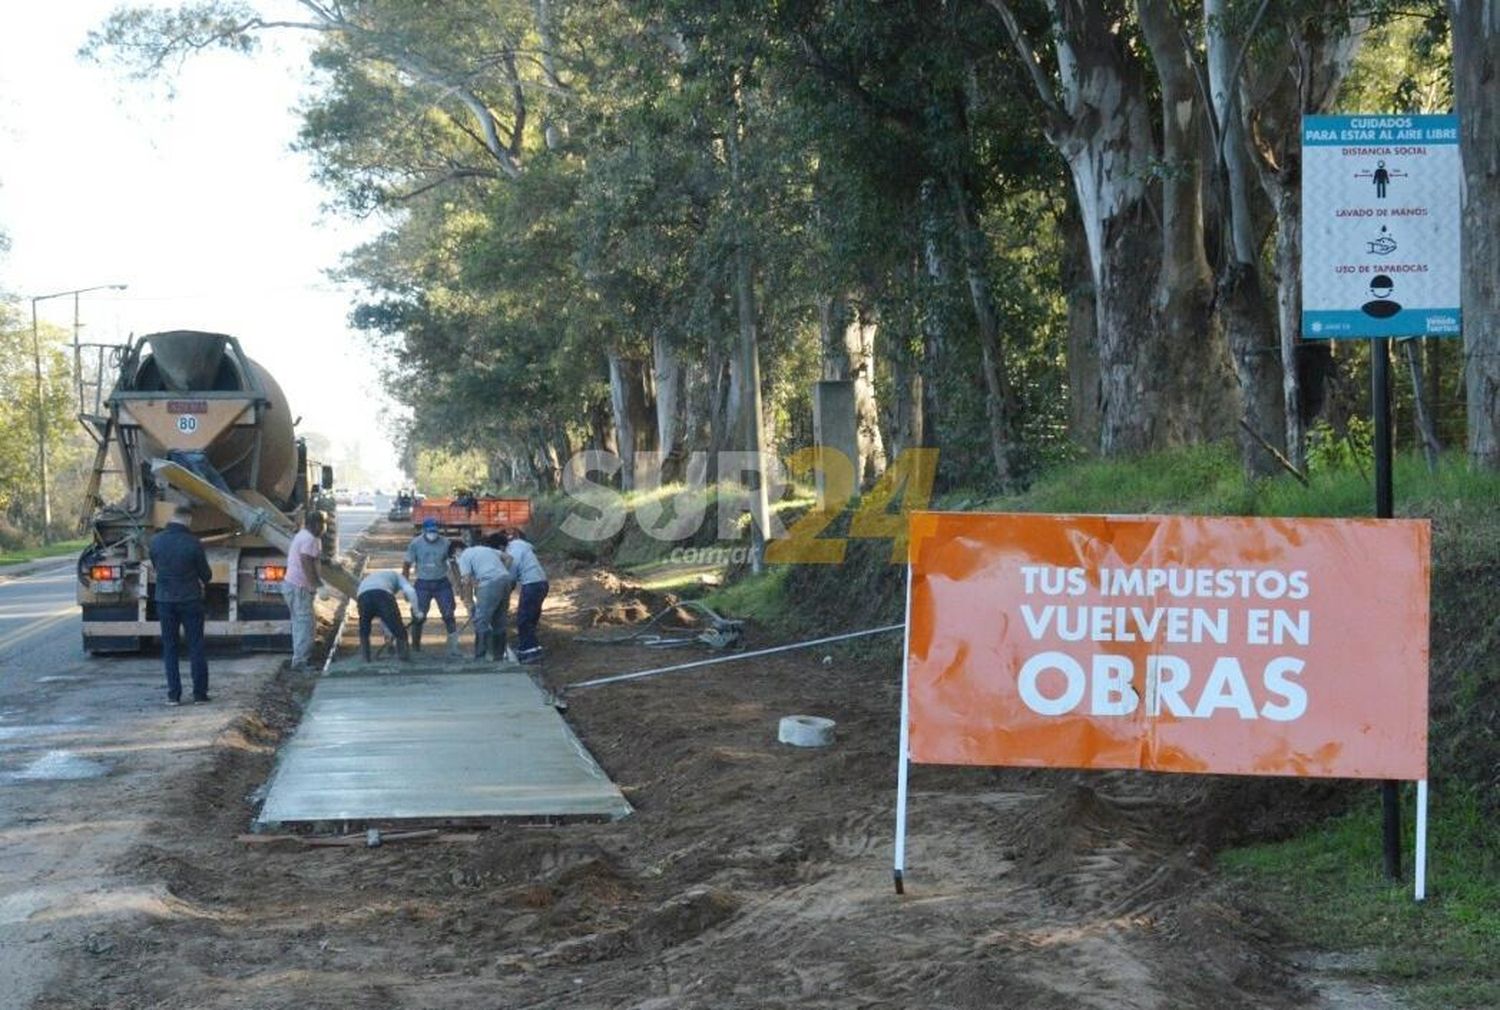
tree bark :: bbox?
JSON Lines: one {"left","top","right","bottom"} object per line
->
{"left": 891, "top": 331, "right": 925, "bottom": 454}
{"left": 918, "top": 181, "right": 947, "bottom": 458}
{"left": 733, "top": 241, "right": 770, "bottom": 570}
{"left": 950, "top": 174, "right": 1024, "bottom": 486}
{"left": 818, "top": 294, "right": 851, "bottom": 380}
{"left": 820, "top": 293, "right": 887, "bottom": 484}
{"left": 653, "top": 333, "right": 685, "bottom": 482}
{"left": 843, "top": 304, "right": 887, "bottom": 485}
{"left": 1135, "top": 0, "right": 1237, "bottom": 454}
{"left": 607, "top": 354, "right": 638, "bottom": 491}
{"left": 1060, "top": 199, "right": 1100, "bottom": 448}
{"left": 726, "top": 89, "right": 771, "bottom": 571}
{"left": 607, "top": 353, "right": 657, "bottom": 491}
{"left": 1452, "top": 0, "right": 1499, "bottom": 467}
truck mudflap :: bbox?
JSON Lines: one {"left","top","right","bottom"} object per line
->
{"left": 80, "top": 604, "right": 144, "bottom": 654}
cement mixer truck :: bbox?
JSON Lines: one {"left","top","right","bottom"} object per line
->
{"left": 75, "top": 331, "right": 356, "bottom": 653}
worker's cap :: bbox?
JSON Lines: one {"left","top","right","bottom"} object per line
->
{"left": 422, "top": 517, "right": 438, "bottom": 531}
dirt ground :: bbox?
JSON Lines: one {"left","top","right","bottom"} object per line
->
{"left": 32, "top": 524, "right": 1368, "bottom": 1009}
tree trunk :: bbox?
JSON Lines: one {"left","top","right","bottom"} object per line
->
{"left": 1242, "top": 7, "right": 1365, "bottom": 469}
{"left": 1137, "top": 0, "right": 1237, "bottom": 454}
{"left": 607, "top": 354, "right": 638, "bottom": 491}
{"left": 733, "top": 242, "right": 770, "bottom": 570}
{"left": 1402, "top": 338, "right": 1443, "bottom": 471}
{"left": 1269, "top": 180, "right": 1310, "bottom": 469}
{"left": 1060, "top": 199, "right": 1100, "bottom": 448}
{"left": 818, "top": 294, "right": 851, "bottom": 380}
{"left": 996, "top": 0, "right": 1234, "bottom": 454}
{"left": 1219, "top": 264, "right": 1287, "bottom": 474}
{"left": 607, "top": 353, "right": 657, "bottom": 491}
{"left": 588, "top": 397, "right": 616, "bottom": 456}
{"left": 821, "top": 293, "right": 888, "bottom": 484}
{"left": 844, "top": 304, "right": 887, "bottom": 485}
{"left": 1452, "top": 0, "right": 1499, "bottom": 467}
{"left": 653, "top": 333, "right": 685, "bottom": 483}
{"left": 727, "top": 87, "right": 771, "bottom": 571}
{"left": 1199, "top": 0, "right": 1287, "bottom": 476}
{"left": 891, "top": 333, "right": 924, "bottom": 454}
{"left": 918, "top": 181, "right": 947, "bottom": 458}
{"left": 949, "top": 174, "right": 1024, "bottom": 485}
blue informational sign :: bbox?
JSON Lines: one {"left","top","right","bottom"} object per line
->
{"left": 1301, "top": 114, "right": 1461, "bottom": 339}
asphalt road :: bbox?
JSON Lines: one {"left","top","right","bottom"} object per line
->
{"left": 0, "top": 509, "right": 378, "bottom": 1007}
{"left": 0, "top": 559, "right": 79, "bottom": 676}
{"left": 337, "top": 503, "right": 381, "bottom": 554}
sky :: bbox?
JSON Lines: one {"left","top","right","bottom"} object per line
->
{"left": 0, "top": 2, "right": 408, "bottom": 488}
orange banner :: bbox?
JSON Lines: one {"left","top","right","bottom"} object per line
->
{"left": 906, "top": 513, "right": 1429, "bottom": 780}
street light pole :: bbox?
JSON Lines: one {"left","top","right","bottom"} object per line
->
{"left": 29, "top": 300, "right": 51, "bottom": 539}
{"left": 27, "top": 283, "right": 128, "bottom": 543}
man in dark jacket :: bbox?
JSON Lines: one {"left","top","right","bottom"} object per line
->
{"left": 148, "top": 504, "right": 213, "bottom": 705}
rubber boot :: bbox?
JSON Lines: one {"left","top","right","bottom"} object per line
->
{"left": 410, "top": 621, "right": 424, "bottom": 652}
{"left": 396, "top": 635, "right": 411, "bottom": 662}
{"left": 473, "top": 631, "right": 489, "bottom": 661}
{"left": 490, "top": 634, "right": 505, "bottom": 662}
{"left": 445, "top": 630, "right": 460, "bottom": 657}
{"left": 361, "top": 639, "right": 372, "bottom": 663}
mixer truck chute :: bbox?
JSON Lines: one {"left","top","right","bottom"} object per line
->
{"left": 76, "top": 331, "right": 354, "bottom": 654}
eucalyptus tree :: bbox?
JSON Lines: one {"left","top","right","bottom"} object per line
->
{"left": 1450, "top": 0, "right": 1498, "bottom": 467}
{"left": 989, "top": 0, "right": 1236, "bottom": 460}
{"left": 768, "top": 0, "right": 1073, "bottom": 488}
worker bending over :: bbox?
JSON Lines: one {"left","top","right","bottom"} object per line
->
{"left": 457, "top": 537, "right": 515, "bottom": 662}
{"left": 356, "top": 569, "right": 418, "bottom": 663}
{"left": 402, "top": 517, "right": 460, "bottom": 656}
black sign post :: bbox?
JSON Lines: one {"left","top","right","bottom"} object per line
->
{"left": 1371, "top": 338, "right": 1402, "bottom": 880}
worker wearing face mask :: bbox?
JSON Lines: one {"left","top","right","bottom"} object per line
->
{"left": 401, "top": 517, "right": 460, "bottom": 655}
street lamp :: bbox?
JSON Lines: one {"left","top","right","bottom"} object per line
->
{"left": 29, "top": 283, "right": 128, "bottom": 542}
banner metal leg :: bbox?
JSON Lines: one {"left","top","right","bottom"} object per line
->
{"left": 1415, "top": 778, "right": 1428, "bottom": 902}
{"left": 894, "top": 563, "right": 913, "bottom": 895}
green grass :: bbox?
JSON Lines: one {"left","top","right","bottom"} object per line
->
{"left": 0, "top": 537, "right": 87, "bottom": 567}
{"left": 701, "top": 567, "right": 791, "bottom": 628}
{"left": 1000, "top": 443, "right": 1500, "bottom": 521}
{"left": 1221, "top": 789, "right": 1500, "bottom": 1009}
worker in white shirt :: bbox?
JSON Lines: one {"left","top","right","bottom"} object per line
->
{"left": 356, "top": 568, "right": 419, "bottom": 663}
{"left": 457, "top": 539, "right": 515, "bottom": 662}
{"left": 493, "top": 529, "right": 548, "bottom": 663}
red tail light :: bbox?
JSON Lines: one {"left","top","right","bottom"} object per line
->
{"left": 90, "top": 565, "right": 122, "bottom": 582}
{"left": 255, "top": 565, "right": 287, "bottom": 582}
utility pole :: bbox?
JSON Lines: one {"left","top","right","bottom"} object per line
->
{"left": 28, "top": 283, "right": 128, "bottom": 542}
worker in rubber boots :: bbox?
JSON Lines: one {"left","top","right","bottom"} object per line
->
{"left": 498, "top": 528, "right": 549, "bottom": 664}
{"left": 282, "top": 510, "right": 325, "bottom": 673}
{"left": 401, "top": 517, "right": 461, "bottom": 656}
{"left": 457, "top": 537, "right": 514, "bottom": 662}
{"left": 355, "top": 569, "right": 418, "bottom": 663}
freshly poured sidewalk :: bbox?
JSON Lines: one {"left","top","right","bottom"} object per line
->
{"left": 255, "top": 664, "right": 632, "bottom": 829}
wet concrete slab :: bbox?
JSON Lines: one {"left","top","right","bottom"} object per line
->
{"left": 255, "top": 666, "right": 631, "bottom": 828}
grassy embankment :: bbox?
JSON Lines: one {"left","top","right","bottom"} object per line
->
{"left": 0, "top": 537, "right": 88, "bottom": 568}
{"left": 531, "top": 444, "right": 1499, "bottom": 1007}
